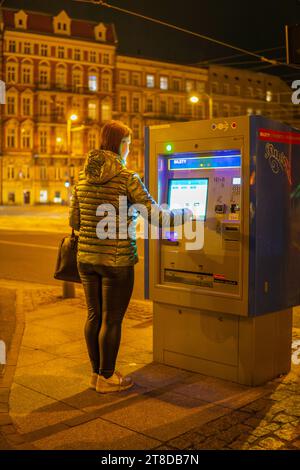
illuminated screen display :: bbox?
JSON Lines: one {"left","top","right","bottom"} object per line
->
{"left": 168, "top": 178, "right": 209, "bottom": 221}
{"left": 167, "top": 149, "right": 241, "bottom": 171}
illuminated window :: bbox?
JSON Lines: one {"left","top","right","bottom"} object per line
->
{"left": 88, "top": 75, "right": 98, "bottom": 91}
{"left": 266, "top": 90, "right": 272, "bottom": 102}
{"left": 247, "top": 107, "right": 253, "bottom": 115}
{"left": 146, "top": 74, "right": 155, "bottom": 88}
{"left": 160, "top": 76, "right": 168, "bottom": 90}
{"left": 40, "top": 190, "right": 48, "bottom": 202}
{"left": 88, "top": 102, "right": 97, "bottom": 120}
{"left": 186, "top": 80, "right": 193, "bottom": 93}
{"left": 101, "top": 100, "right": 111, "bottom": 121}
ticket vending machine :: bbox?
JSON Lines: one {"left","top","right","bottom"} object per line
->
{"left": 144, "top": 115, "right": 300, "bottom": 386}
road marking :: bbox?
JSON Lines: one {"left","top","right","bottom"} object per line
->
{"left": 0, "top": 240, "right": 57, "bottom": 250}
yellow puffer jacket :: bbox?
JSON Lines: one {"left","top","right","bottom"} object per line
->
{"left": 69, "top": 149, "right": 190, "bottom": 267}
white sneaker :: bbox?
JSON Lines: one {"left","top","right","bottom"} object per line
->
{"left": 90, "top": 373, "right": 99, "bottom": 390}
{"left": 96, "top": 371, "right": 134, "bottom": 393}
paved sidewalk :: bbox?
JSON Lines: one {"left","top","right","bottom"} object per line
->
{"left": 2, "top": 285, "right": 300, "bottom": 450}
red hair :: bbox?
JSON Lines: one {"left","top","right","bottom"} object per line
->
{"left": 100, "top": 120, "right": 132, "bottom": 155}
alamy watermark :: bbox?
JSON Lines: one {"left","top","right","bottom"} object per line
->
{"left": 0, "top": 79, "right": 5, "bottom": 104}
{"left": 88, "top": 197, "right": 205, "bottom": 250}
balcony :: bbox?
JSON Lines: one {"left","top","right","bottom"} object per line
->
{"left": 34, "top": 83, "right": 103, "bottom": 95}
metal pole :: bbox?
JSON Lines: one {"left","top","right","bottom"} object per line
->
{"left": 62, "top": 118, "right": 75, "bottom": 299}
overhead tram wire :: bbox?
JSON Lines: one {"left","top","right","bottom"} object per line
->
{"left": 73, "top": 0, "right": 300, "bottom": 71}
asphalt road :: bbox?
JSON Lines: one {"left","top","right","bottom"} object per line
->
{"left": 0, "top": 230, "right": 146, "bottom": 300}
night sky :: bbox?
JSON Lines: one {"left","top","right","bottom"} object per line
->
{"left": 2, "top": 0, "right": 300, "bottom": 82}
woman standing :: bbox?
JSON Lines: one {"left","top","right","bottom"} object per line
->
{"left": 69, "top": 120, "right": 192, "bottom": 394}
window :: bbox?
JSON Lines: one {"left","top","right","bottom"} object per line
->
{"left": 266, "top": 90, "right": 272, "bottom": 102}
{"left": 196, "top": 82, "right": 205, "bottom": 93}
{"left": 22, "top": 97, "right": 31, "bottom": 115}
{"left": 223, "top": 104, "right": 230, "bottom": 117}
{"left": 101, "top": 100, "right": 111, "bottom": 121}
{"left": 212, "top": 82, "right": 218, "bottom": 93}
{"left": 7, "top": 166, "right": 15, "bottom": 179}
{"left": 102, "top": 76, "right": 110, "bottom": 92}
{"left": 24, "top": 42, "right": 31, "bottom": 54}
{"left": 72, "top": 71, "right": 82, "bottom": 91}
{"left": 7, "top": 96, "right": 16, "bottom": 114}
{"left": 39, "top": 99, "right": 48, "bottom": 116}
{"left": 120, "top": 96, "right": 127, "bottom": 112}
{"left": 22, "top": 67, "right": 31, "bottom": 84}
{"left": 9, "top": 40, "right": 16, "bottom": 52}
{"left": 55, "top": 167, "right": 62, "bottom": 180}
{"left": 7, "top": 65, "right": 16, "bottom": 83}
{"left": 247, "top": 107, "right": 253, "bottom": 115}
{"left": 173, "top": 101, "right": 180, "bottom": 114}
{"left": 74, "top": 49, "right": 81, "bottom": 61}
{"left": 233, "top": 105, "right": 241, "bottom": 116}
{"left": 132, "top": 122, "right": 140, "bottom": 139}
{"left": 58, "top": 46, "right": 65, "bottom": 58}
{"left": 160, "top": 101, "right": 167, "bottom": 114}
{"left": 90, "top": 51, "right": 96, "bottom": 63}
{"left": 234, "top": 85, "right": 240, "bottom": 96}
{"left": 40, "top": 190, "right": 48, "bottom": 203}
{"left": 213, "top": 103, "right": 219, "bottom": 117}
{"left": 146, "top": 74, "right": 155, "bottom": 88}
{"left": 39, "top": 70, "right": 49, "bottom": 85}
{"left": 56, "top": 67, "right": 66, "bottom": 88}
{"left": 246, "top": 87, "right": 253, "bottom": 97}
{"left": 103, "top": 54, "right": 110, "bottom": 65}
{"left": 186, "top": 80, "right": 193, "bottom": 93}
{"left": 23, "top": 166, "right": 30, "bottom": 179}
{"left": 40, "top": 166, "right": 47, "bottom": 179}
{"left": 146, "top": 99, "right": 153, "bottom": 112}
{"left": 88, "top": 102, "right": 97, "bottom": 120}
{"left": 173, "top": 79, "right": 180, "bottom": 91}
{"left": 88, "top": 132, "right": 97, "bottom": 150}
{"left": 133, "top": 97, "right": 140, "bottom": 113}
{"left": 7, "top": 129, "right": 16, "bottom": 148}
{"left": 56, "top": 100, "right": 65, "bottom": 118}
{"left": 223, "top": 83, "right": 230, "bottom": 95}
{"left": 40, "top": 131, "right": 48, "bottom": 153}
{"left": 41, "top": 44, "right": 48, "bottom": 57}
{"left": 54, "top": 191, "right": 61, "bottom": 203}
{"left": 22, "top": 129, "right": 31, "bottom": 148}
{"left": 160, "top": 76, "right": 168, "bottom": 90}
{"left": 256, "top": 88, "right": 263, "bottom": 99}
{"left": 120, "top": 72, "right": 129, "bottom": 85}
{"left": 88, "top": 75, "right": 98, "bottom": 92}
{"left": 132, "top": 73, "right": 141, "bottom": 86}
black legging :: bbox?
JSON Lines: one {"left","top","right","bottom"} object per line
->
{"left": 77, "top": 261, "right": 134, "bottom": 377}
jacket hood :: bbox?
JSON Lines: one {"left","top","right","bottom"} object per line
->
{"left": 83, "top": 149, "right": 125, "bottom": 184}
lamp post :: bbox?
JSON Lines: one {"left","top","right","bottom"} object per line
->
{"left": 189, "top": 93, "right": 213, "bottom": 120}
{"left": 66, "top": 113, "right": 78, "bottom": 205}
{"left": 62, "top": 113, "right": 78, "bottom": 300}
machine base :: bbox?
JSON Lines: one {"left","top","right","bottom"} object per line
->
{"left": 153, "top": 302, "right": 292, "bottom": 386}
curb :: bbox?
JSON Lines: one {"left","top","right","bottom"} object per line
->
{"left": 0, "top": 286, "right": 27, "bottom": 449}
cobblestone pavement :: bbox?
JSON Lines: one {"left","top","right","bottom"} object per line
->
{"left": 164, "top": 331, "right": 300, "bottom": 450}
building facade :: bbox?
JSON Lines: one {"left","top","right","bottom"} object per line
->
{"left": 0, "top": 7, "right": 293, "bottom": 205}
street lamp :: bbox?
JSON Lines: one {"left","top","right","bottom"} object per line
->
{"left": 66, "top": 113, "right": 78, "bottom": 204}
{"left": 189, "top": 93, "right": 213, "bottom": 120}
